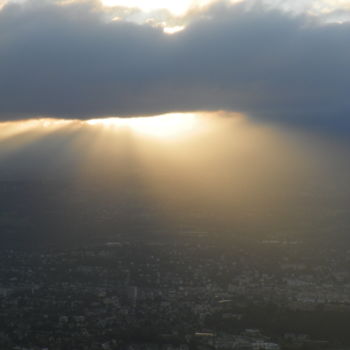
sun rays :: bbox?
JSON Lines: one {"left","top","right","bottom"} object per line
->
{"left": 0, "top": 111, "right": 342, "bottom": 236}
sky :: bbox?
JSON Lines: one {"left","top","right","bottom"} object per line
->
{"left": 0, "top": 0, "right": 349, "bottom": 182}
{"left": 0, "top": 0, "right": 350, "bottom": 243}
{"left": 0, "top": 0, "right": 349, "bottom": 129}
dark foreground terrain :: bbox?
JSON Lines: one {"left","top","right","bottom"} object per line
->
{"left": 0, "top": 182, "right": 350, "bottom": 349}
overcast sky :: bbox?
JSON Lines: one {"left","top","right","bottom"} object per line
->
{"left": 0, "top": 0, "right": 349, "bottom": 130}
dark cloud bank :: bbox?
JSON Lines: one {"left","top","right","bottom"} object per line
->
{"left": 0, "top": 0, "right": 350, "bottom": 129}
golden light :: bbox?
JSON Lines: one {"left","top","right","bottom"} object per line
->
{"left": 86, "top": 113, "right": 200, "bottom": 139}
{"left": 0, "top": 118, "right": 75, "bottom": 142}
{"left": 0, "top": 118, "right": 82, "bottom": 160}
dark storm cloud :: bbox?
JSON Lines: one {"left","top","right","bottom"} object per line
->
{"left": 0, "top": 0, "right": 350, "bottom": 127}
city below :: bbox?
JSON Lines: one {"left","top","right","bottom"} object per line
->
{"left": 0, "top": 182, "right": 349, "bottom": 350}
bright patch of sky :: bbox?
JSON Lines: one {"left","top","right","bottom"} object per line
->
{"left": 107, "top": 0, "right": 350, "bottom": 33}
{"left": 102, "top": 0, "right": 214, "bottom": 16}
{"left": 100, "top": 0, "right": 350, "bottom": 14}
{"left": 1, "top": 0, "right": 349, "bottom": 28}
{"left": 262, "top": 0, "right": 350, "bottom": 17}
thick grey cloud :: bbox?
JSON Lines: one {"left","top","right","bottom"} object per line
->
{"left": 0, "top": 0, "right": 350, "bottom": 128}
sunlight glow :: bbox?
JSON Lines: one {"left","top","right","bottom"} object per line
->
{"left": 0, "top": 118, "right": 80, "bottom": 158}
{"left": 86, "top": 113, "right": 199, "bottom": 139}
{"left": 163, "top": 25, "right": 185, "bottom": 34}
{"left": 0, "top": 119, "right": 75, "bottom": 142}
